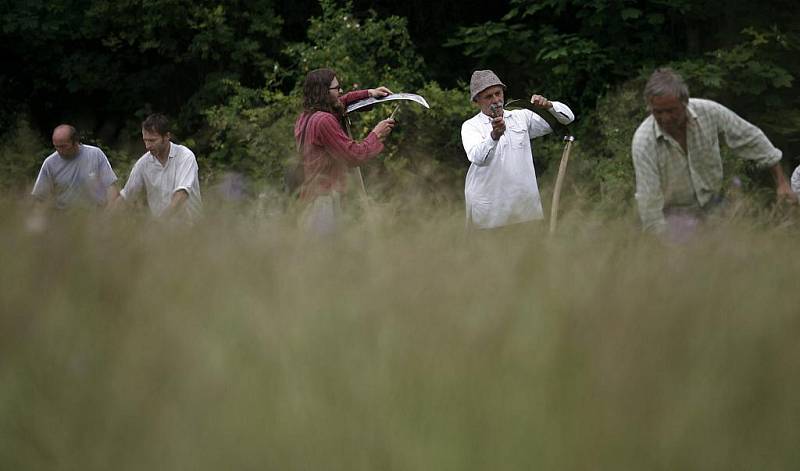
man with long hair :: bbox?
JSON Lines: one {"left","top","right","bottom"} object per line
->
{"left": 294, "top": 68, "right": 395, "bottom": 234}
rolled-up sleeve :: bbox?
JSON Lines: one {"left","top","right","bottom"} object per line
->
{"left": 714, "top": 101, "right": 782, "bottom": 168}
{"left": 526, "top": 102, "right": 575, "bottom": 139}
{"left": 173, "top": 152, "right": 199, "bottom": 194}
{"left": 549, "top": 101, "right": 575, "bottom": 125}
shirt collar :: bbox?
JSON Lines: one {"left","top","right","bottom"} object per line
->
{"left": 148, "top": 141, "right": 175, "bottom": 163}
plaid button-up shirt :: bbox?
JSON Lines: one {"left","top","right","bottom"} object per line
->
{"left": 632, "top": 98, "right": 781, "bottom": 232}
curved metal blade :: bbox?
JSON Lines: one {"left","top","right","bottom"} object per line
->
{"left": 346, "top": 93, "right": 431, "bottom": 114}
{"left": 504, "top": 98, "right": 573, "bottom": 140}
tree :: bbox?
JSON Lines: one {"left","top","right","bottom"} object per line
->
{"left": 0, "top": 0, "right": 284, "bottom": 137}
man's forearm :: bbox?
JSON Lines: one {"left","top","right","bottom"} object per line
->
{"left": 769, "top": 163, "right": 789, "bottom": 187}
{"left": 105, "top": 185, "right": 120, "bottom": 206}
{"left": 769, "top": 163, "right": 795, "bottom": 201}
{"left": 164, "top": 190, "right": 189, "bottom": 217}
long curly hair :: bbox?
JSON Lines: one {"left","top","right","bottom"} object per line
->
{"left": 302, "top": 68, "right": 344, "bottom": 116}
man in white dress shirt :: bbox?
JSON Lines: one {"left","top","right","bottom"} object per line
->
{"left": 461, "top": 70, "right": 575, "bottom": 229}
{"left": 118, "top": 114, "right": 202, "bottom": 222}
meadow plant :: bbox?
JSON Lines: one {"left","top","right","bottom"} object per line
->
{"left": 1, "top": 193, "right": 799, "bottom": 470}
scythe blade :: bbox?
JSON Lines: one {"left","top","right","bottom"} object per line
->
{"left": 346, "top": 93, "right": 431, "bottom": 114}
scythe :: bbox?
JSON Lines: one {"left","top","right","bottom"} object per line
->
{"left": 505, "top": 99, "right": 575, "bottom": 234}
{"left": 344, "top": 93, "right": 431, "bottom": 197}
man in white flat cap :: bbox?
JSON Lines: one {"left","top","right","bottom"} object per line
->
{"left": 461, "top": 70, "right": 574, "bottom": 230}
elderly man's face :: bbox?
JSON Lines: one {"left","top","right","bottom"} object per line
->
{"left": 475, "top": 85, "right": 505, "bottom": 117}
{"left": 52, "top": 132, "right": 79, "bottom": 159}
{"left": 648, "top": 94, "right": 687, "bottom": 137}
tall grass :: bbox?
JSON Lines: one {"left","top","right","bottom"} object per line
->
{"left": 1, "top": 194, "right": 799, "bottom": 470}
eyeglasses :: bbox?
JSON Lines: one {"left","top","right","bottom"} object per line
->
{"left": 329, "top": 84, "right": 342, "bottom": 91}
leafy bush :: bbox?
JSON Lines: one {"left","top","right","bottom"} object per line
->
{"left": 0, "top": 117, "right": 49, "bottom": 194}
{"left": 567, "top": 80, "right": 647, "bottom": 215}
{"left": 676, "top": 27, "right": 800, "bottom": 163}
{"left": 283, "top": 0, "right": 424, "bottom": 92}
{"left": 205, "top": 83, "right": 299, "bottom": 186}
{"left": 204, "top": 0, "right": 435, "bottom": 192}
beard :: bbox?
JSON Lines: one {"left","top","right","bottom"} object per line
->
{"left": 329, "top": 95, "right": 346, "bottom": 116}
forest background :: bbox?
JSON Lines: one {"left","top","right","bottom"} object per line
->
{"left": 2, "top": 0, "right": 799, "bottom": 214}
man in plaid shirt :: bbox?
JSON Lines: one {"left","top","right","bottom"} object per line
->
{"left": 632, "top": 68, "right": 794, "bottom": 234}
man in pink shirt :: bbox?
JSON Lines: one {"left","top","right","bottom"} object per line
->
{"left": 294, "top": 68, "right": 395, "bottom": 234}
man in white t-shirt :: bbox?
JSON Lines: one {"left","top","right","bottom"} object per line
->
{"left": 461, "top": 70, "right": 574, "bottom": 229}
{"left": 31, "top": 124, "right": 119, "bottom": 209}
{"left": 118, "top": 114, "right": 202, "bottom": 222}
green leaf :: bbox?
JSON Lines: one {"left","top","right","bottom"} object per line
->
{"left": 621, "top": 8, "right": 642, "bottom": 20}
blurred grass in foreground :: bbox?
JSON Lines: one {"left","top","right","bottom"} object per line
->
{"left": 1, "top": 195, "right": 799, "bottom": 471}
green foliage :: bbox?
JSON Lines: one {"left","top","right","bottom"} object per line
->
{"left": 204, "top": 0, "right": 432, "bottom": 188}
{"left": 675, "top": 27, "right": 800, "bottom": 156}
{"left": 0, "top": 117, "right": 49, "bottom": 193}
{"left": 347, "top": 82, "right": 476, "bottom": 197}
{"left": 3, "top": 198, "right": 800, "bottom": 469}
{"left": 566, "top": 80, "right": 647, "bottom": 216}
{"left": 283, "top": 0, "right": 425, "bottom": 92}
{"left": 446, "top": 0, "right": 696, "bottom": 111}
{"left": 1, "top": 0, "right": 284, "bottom": 134}
{"left": 361, "top": 0, "right": 800, "bottom": 210}
{"left": 2, "top": 0, "right": 799, "bottom": 215}
{"left": 204, "top": 82, "right": 299, "bottom": 184}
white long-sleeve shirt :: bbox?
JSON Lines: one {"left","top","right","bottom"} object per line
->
{"left": 461, "top": 102, "right": 574, "bottom": 229}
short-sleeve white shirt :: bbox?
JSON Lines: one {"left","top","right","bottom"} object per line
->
{"left": 120, "top": 142, "right": 202, "bottom": 221}
{"left": 461, "top": 102, "right": 574, "bottom": 229}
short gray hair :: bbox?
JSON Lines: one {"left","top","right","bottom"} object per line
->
{"left": 644, "top": 68, "right": 689, "bottom": 104}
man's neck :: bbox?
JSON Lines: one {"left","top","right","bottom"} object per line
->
{"left": 664, "top": 125, "right": 687, "bottom": 152}
{"left": 153, "top": 142, "right": 170, "bottom": 164}
{"left": 59, "top": 144, "right": 81, "bottom": 160}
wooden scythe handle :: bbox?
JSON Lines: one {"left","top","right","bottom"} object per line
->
{"left": 549, "top": 136, "right": 575, "bottom": 235}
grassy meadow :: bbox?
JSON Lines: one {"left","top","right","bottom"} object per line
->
{"left": 1, "top": 191, "right": 799, "bottom": 470}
